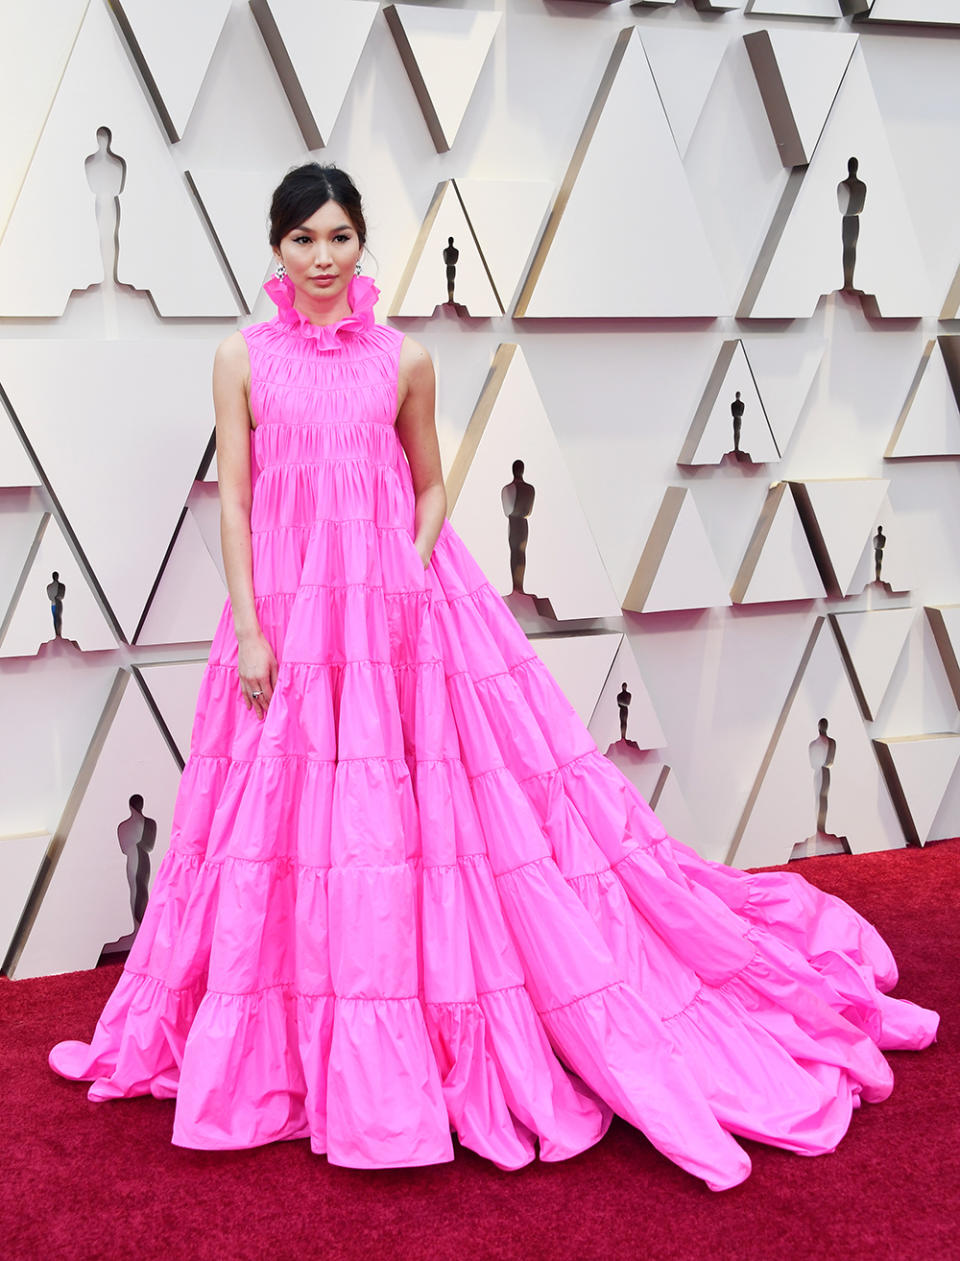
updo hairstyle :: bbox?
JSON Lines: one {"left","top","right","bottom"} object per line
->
{"left": 268, "top": 163, "right": 367, "bottom": 249}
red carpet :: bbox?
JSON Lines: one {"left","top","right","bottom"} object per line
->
{"left": 3, "top": 841, "right": 957, "bottom": 1261}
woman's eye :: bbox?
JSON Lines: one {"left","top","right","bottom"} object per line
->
{"left": 334, "top": 234, "right": 350, "bottom": 243}
{"left": 293, "top": 235, "right": 311, "bottom": 245}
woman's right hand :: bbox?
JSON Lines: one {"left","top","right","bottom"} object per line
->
{"left": 237, "top": 629, "right": 278, "bottom": 721}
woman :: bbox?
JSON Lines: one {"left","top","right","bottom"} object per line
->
{"left": 49, "top": 164, "right": 938, "bottom": 1191}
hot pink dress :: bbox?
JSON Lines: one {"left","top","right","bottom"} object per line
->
{"left": 49, "top": 274, "right": 938, "bottom": 1191}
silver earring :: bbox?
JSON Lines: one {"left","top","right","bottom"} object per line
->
{"left": 355, "top": 260, "right": 362, "bottom": 276}
{"left": 274, "top": 262, "right": 286, "bottom": 279}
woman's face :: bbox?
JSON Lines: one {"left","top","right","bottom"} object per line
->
{"left": 274, "top": 199, "right": 362, "bottom": 305}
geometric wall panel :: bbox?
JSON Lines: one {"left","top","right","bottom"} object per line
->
{"left": 384, "top": 4, "right": 501, "bottom": 153}
{"left": 728, "top": 616, "right": 905, "bottom": 868}
{"left": 447, "top": 344, "right": 622, "bottom": 622}
{"left": 830, "top": 607, "right": 916, "bottom": 720}
{"left": 531, "top": 631, "right": 666, "bottom": 751}
{"left": 453, "top": 180, "right": 553, "bottom": 311}
{"left": 743, "top": 28, "right": 857, "bottom": 167}
{"left": 747, "top": 2, "right": 844, "bottom": 18}
{"left": 0, "top": 340, "right": 216, "bottom": 641}
{"left": 0, "top": 0, "right": 87, "bottom": 236}
{"left": 789, "top": 477, "right": 894, "bottom": 597}
{"left": 852, "top": 1, "right": 960, "bottom": 26}
{"left": 135, "top": 660, "right": 208, "bottom": 764}
{"left": 742, "top": 338, "right": 825, "bottom": 457}
{"left": 623, "top": 487, "right": 732, "bottom": 614}
{"left": 390, "top": 181, "right": 503, "bottom": 318}
{"left": 731, "top": 482, "right": 827, "bottom": 605}
{"left": 0, "top": 0, "right": 236, "bottom": 317}
{"left": 136, "top": 509, "right": 228, "bottom": 646}
{"left": 251, "top": 0, "right": 379, "bottom": 149}
{"left": 187, "top": 168, "right": 276, "bottom": 313}
{"left": 0, "top": 514, "right": 116, "bottom": 657}
{"left": 641, "top": 28, "right": 728, "bottom": 157}
{"left": 0, "top": 831, "right": 50, "bottom": 966}
{"left": 925, "top": 605, "right": 960, "bottom": 711}
{"left": 742, "top": 46, "right": 930, "bottom": 319}
{"left": 112, "top": 0, "right": 232, "bottom": 141}
{"left": 515, "top": 28, "right": 726, "bottom": 318}
{"left": 885, "top": 339, "right": 960, "bottom": 459}
{"left": 678, "top": 340, "right": 780, "bottom": 465}
{"left": 874, "top": 734, "right": 960, "bottom": 847}
{"left": 11, "top": 670, "right": 182, "bottom": 978}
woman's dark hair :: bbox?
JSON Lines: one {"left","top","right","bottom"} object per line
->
{"left": 268, "top": 163, "right": 367, "bottom": 248}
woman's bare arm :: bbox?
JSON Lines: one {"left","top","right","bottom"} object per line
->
{"left": 212, "top": 331, "right": 277, "bottom": 719}
{"left": 395, "top": 337, "right": 446, "bottom": 567}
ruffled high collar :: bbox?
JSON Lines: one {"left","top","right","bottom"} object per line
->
{"left": 263, "top": 272, "right": 380, "bottom": 346}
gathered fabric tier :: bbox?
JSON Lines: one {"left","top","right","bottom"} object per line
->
{"left": 49, "top": 274, "right": 939, "bottom": 1193}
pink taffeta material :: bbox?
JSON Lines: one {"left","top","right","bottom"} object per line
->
{"left": 49, "top": 274, "right": 939, "bottom": 1191}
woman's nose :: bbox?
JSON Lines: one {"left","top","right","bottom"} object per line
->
{"left": 314, "top": 242, "right": 332, "bottom": 267}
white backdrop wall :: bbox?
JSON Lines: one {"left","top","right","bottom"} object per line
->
{"left": 3, "top": 0, "right": 960, "bottom": 977}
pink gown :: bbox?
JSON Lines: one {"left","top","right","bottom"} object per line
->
{"left": 49, "top": 274, "right": 939, "bottom": 1191}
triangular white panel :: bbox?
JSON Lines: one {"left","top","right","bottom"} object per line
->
{"left": 732, "top": 483, "right": 826, "bottom": 605}
{"left": 0, "top": 0, "right": 235, "bottom": 317}
{"left": 113, "top": 0, "right": 231, "bottom": 140}
{"left": 624, "top": 487, "right": 731, "bottom": 614}
{"left": 251, "top": 0, "right": 378, "bottom": 148}
{"left": 0, "top": 340, "right": 216, "bottom": 640}
{"left": 391, "top": 181, "right": 501, "bottom": 317}
{"left": 647, "top": 765, "right": 700, "bottom": 849}
{"left": 0, "top": 832, "right": 50, "bottom": 961}
{"left": 516, "top": 29, "right": 726, "bottom": 318}
{"left": 455, "top": 180, "right": 553, "bottom": 311}
{"left": 748, "top": 1, "right": 843, "bottom": 17}
{"left": 136, "top": 660, "right": 208, "bottom": 762}
{"left": 0, "top": 0, "right": 87, "bottom": 235}
{"left": 843, "top": 493, "right": 911, "bottom": 597}
{"left": 530, "top": 632, "right": 666, "bottom": 750}
{"left": 384, "top": 4, "right": 501, "bottom": 152}
{"left": 0, "top": 404, "right": 39, "bottom": 487}
{"left": 926, "top": 605, "right": 960, "bottom": 710}
{"left": 875, "top": 735, "right": 960, "bottom": 846}
{"left": 744, "top": 29, "right": 857, "bottom": 167}
{"left": 187, "top": 169, "right": 273, "bottom": 312}
{"left": 863, "top": 1, "right": 960, "bottom": 26}
{"left": 885, "top": 340, "right": 960, "bottom": 459}
{"left": 830, "top": 608, "right": 916, "bottom": 720}
{"left": 791, "top": 478, "right": 890, "bottom": 596}
{"left": 137, "top": 510, "right": 227, "bottom": 645}
{"left": 641, "top": 28, "right": 727, "bottom": 157}
{"left": 679, "top": 341, "right": 779, "bottom": 465}
{"left": 741, "top": 338, "right": 824, "bottom": 457}
{"left": 13, "top": 672, "right": 182, "bottom": 978}
{"left": 744, "top": 47, "right": 929, "bottom": 319}
{"left": 1, "top": 514, "right": 115, "bottom": 657}
{"left": 730, "top": 618, "right": 904, "bottom": 868}
{"left": 448, "top": 345, "right": 621, "bottom": 621}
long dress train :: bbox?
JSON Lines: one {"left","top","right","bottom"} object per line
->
{"left": 49, "top": 274, "right": 939, "bottom": 1192}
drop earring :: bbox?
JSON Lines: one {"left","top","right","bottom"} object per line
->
{"left": 274, "top": 261, "right": 286, "bottom": 279}
{"left": 355, "top": 260, "right": 363, "bottom": 276}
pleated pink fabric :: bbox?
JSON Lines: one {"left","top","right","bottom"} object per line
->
{"left": 49, "top": 274, "right": 939, "bottom": 1191}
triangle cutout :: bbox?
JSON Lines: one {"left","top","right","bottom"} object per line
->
{"left": 679, "top": 340, "right": 779, "bottom": 465}
{"left": 251, "top": 0, "right": 378, "bottom": 148}
{"left": 187, "top": 168, "right": 275, "bottom": 312}
{"left": 875, "top": 734, "right": 960, "bottom": 845}
{"left": 624, "top": 487, "right": 731, "bottom": 614}
{"left": 732, "top": 482, "right": 826, "bottom": 605}
{"left": 391, "top": 181, "right": 502, "bottom": 317}
{"left": 830, "top": 607, "right": 916, "bottom": 720}
{"left": 642, "top": 27, "right": 727, "bottom": 157}
{"left": 113, "top": 0, "right": 232, "bottom": 140}
{"left": 729, "top": 617, "right": 904, "bottom": 868}
{"left": 448, "top": 344, "right": 621, "bottom": 621}
{"left": 516, "top": 28, "right": 726, "bottom": 318}
{"left": 384, "top": 4, "right": 500, "bottom": 152}
{"left": 886, "top": 339, "right": 960, "bottom": 458}
{"left": 790, "top": 477, "right": 890, "bottom": 596}
{"left": 137, "top": 509, "right": 228, "bottom": 646}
